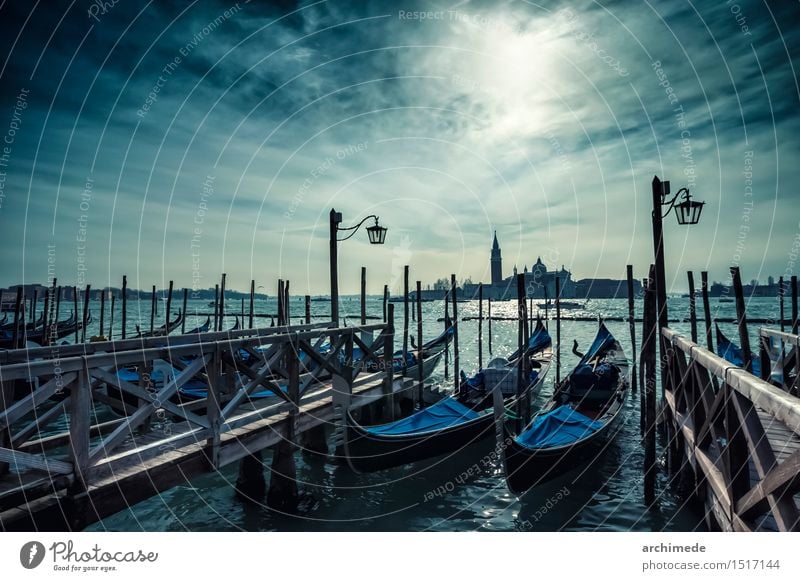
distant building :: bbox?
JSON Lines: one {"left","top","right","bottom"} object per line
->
{"left": 573, "top": 278, "right": 642, "bottom": 299}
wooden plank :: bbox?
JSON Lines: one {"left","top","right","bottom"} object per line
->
{"left": 69, "top": 362, "right": 91, "bottom": 487}
{"left": 0, "top": 447, "right": 73, "bottom": 475}
{"left": 737, "top": 449, "right": 800, "bottom": 525}
{"left": 12, "top": 398, "right": 69, "bottom": 447}
{"left": 0, "top": 372, "right": 76, "bottom": 430}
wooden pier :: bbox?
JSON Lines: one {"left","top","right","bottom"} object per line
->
{"left": 0, "top": 318, "right": 438, "bottom": 531}
{"left": 661, "top": 325, "right": 800, "bottom": 531}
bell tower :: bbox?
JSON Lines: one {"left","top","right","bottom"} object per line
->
{"left": 491, "top": 231, "right": 502, "bottom": 284}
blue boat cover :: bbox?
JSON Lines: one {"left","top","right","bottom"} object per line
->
{"left": 508, "top": 321, "right": 552, "bottom": 360}
{"left": 579, "top": 324, "right": 616, "bottom": 366}
{"left": 716, "top": 327, "right": 761, "bottom": 377}
{"left": 364, "top": 397, "right": 479, "bottom": 436}
{"left": 515, "top": 405, "right": 603, "bottom": 450}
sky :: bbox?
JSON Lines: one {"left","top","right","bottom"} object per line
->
{"left": 0, "top": 0, "right": 798, "bottom": 295}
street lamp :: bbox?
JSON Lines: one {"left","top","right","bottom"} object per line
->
{"left": 329, "top": 208, "right": 388, "bottom": 326}
{"left": 651, "top": 176, "right": 706, "bottom": 391}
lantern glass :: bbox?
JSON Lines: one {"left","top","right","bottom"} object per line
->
{"left": 675, "top": 200, "right": 704, "bottom": 225}
{"left": 367, "top": 224, "right": 387, "bottom": 244}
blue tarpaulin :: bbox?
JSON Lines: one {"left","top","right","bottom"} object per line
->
{"left": 515, "top": 405, "right": 603, "bottom": 449}
{"left": 716, "top": 326, "right": 762, "bottom": 377}
{"left": 508, "top": 321, "right": 551, "bottom": 360}
{"left": 364, "top": 397, "right": 479, "bottom": 436}
{"left": 579, "top": 324, "right": 616, "bottom": 366}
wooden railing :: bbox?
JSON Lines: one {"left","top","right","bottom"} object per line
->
{"left": 663, "top": 327, "right": 800, "bottom": 531}
{"left": 0, "top": 321, "right": 394, "bottom": 492}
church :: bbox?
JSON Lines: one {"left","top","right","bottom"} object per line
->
{"left": 463, "top": 232, "right": 576, "bottom": 300}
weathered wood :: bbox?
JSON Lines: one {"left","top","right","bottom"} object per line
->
{"left": 305, "top": 295, "right": 311, "bottom": 325}
{"left": 792, "top": 275, "right": 798, "bottom": 335}
{"left": 416, "top": 280, "right": 424, "bottom": 407}
{"left": 626, "top": 265, "right": 637, "bottom": 395}
{"left": 109, "top": 294, "right": 115, "bottom": 340}
{"left": 0, "top": 372, "right": 77, "bottom": 430}
{"left": 383, "top": 303, "right": 395, "bottom": 420}
{"left": 555, "top": 275, "right": 561, "bottom": 386}
{"left": 9, "top": 287, "right": 22, "bottom": 349}
{"left": 121, "top": 276, "right": 128, "bottom": 339}
{"left": 488, "top": 297, "right": 492, "bottom": 356}
{"left": 73, "top": 286, "right": 79, "bottom": 343}
{"left": 149, "top": 284, "right": 156, "bottom": 335}
{"left": 382, "top": 285, "right": 388, "bottom": 322}
{"left": 403, "top": 266, "right": 409, "bottom": 365}
{"left": 730, "top": 267, "right": 753, "bottom": 373}
{"left": 478, "top": 283, "right": 484, "bottom": 370}
{"left": 779, "top": 276, "right": 785, "bottom": 332}
{"left": 249, "top": 280, "right": 255, "bottom": 329}
{"left": 284, "top": 280, "right": 290, "bottom": 323}
{"left": 0, "top": 448, "right": 73, "bottom": 475}
{"left": 451, "top": 273, "right": 459, "bottom": 394}
{"left": 69, "top": 361, "right": 91, "bottom": 489}
{"left": 687, "top": 271, "right": 697, "bottom": 343}
{"left": 98, "top": 287, "right": 106, "bottom": 337}
{"left": 213, "top": 283, "right": 219, "bottom": 331}
{"left": 643, "top": 265, "right": 657, "bottom": 506}
{"left": 361, "top": 266, "right": 367, "bottom": 325}
{"left": 277, "top": 279, "right": 285, "bottom": 327}
{"left": 220, "top": 273, "right": 227, "bottom": 329}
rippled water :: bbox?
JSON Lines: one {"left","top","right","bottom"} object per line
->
{"left": 83, "top": 295, "right": 784, "bottom": 531}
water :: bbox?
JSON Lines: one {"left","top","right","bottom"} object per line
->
{"left": 78, "top": 295, "right": 784, "bottom": 531}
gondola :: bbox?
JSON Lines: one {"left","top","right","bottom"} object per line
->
{"left": 344, "top": 320, "right": 552, "bottom": 473}
{"left": 497, "top": 322, "right": 628, "bottom": 494}
{"left": 135, "top": 311, "right": 183, "bottom": 338}
{"left": 0, "top": 311, "right": 87, "bottom": 348}
{"left": 715, "top": 325, "right": 788, "bottom": 385}
{"left": 184, "top": 316, "right": 211, "bottom": 335}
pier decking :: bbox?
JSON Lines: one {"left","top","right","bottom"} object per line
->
{"left": 0, "top": 319, "right": 437, "bottom": 530}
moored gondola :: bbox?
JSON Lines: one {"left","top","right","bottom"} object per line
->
{"left": 344, "top": 320, "right": 552, "bottom": 473}
{"left": 497, "top": 322, "right": 628, "bottom": 494}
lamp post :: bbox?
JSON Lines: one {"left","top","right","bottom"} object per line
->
{"left": 651, "top": 175, "right": 705, "bottom": 391}
{"left": 329, "top": 208, "right": 388, "bottom": 327}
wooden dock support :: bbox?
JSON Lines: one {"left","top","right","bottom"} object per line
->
{"left": 626, "top": 266, "right": 637, "bottom": 395}
{"left": 450, "top": 274, "right": 459, "bottom": 394}
{"left": 121, "top": 276, "right": 127, "bottom": 339}
{"left": 416, "top": 280, "right": 424, "bottom": 407}
{"left": 361, "top": 267, "right": 367, "bottom": 326}
{"left": 687, "top": 271, "right": 697, "bottom": 343}
{"left": 403, "top": 266, "right": 409, "bottom": 364}
{"left": 305, "top": 295, "right": 311, "bottom": 324}
{"left": 701, "top": 272, "right": 713, "bottom": 351}
{"left": 181, "top": 288, "right": 188, "bottom": 334}
{"left": 235, "top": 451, "right": 266, "bottom": 502}
{"left": 165, "top": 280, "right": 174, "bottom": 332}
{"left": 149, "top": 285, "right": 156, "bottom": 335}
{"left": 249, "top": 280, "right": 255, "bottom": 329}
{"left": 81, "top": 285, "right": 91, "bottom": 342}
{"left": 72, "top": 286, "right": 79, "bottom": 343}
{"left": 643, "top": 265, "right": 657, "bottom": 507}
{"left": 555, "top": 276, "right": 561, "bottom": 387}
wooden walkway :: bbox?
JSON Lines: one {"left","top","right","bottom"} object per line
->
{"left": 0, "top": 318, "right": 439, "bottom": 530}
{"left": 662, "top": 326, "right": 800, "bottom": 531}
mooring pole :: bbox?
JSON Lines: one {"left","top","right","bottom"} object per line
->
{"left": 687, "top": 271, "right": 697, "bottom": 343}
{"left": 478, "top": 283, "right": 484, "bottom": 369}
{"left": 555, "top": 276, "right": 561, "bottom": 387}
{"left": 417, "top": 280, "right": 424, "bottom": 407}
{"left": 181, "top": 288, "right": 188, "bottom": 334}
{"left": 121, "top": 276, "right": 127, "bottom": 339}
{"left": 284, "top": 280, "right": 290, "bottom": 323}
{"left": 626, "top": 266, "right": 637, "bottom": 395}
{"left": 165, "top": 280, "right": 174, "bottom": 331}
{"left": 277, "top": 279, "right": 285, "bottom": 327}
{"left": 361, "top": 267, "right": 367, "bottom": 326}
{"left": 11, "top": 287, "right": 23, "bottom": 349}
{"left": 109, "top": 294, "right": 115, "bottom": 339}
{"left": 515, "top": 273, "right": 525, "bottom": 434}
{"left": 305, "top": 295, "right": 311, "bottom": 325}
{"left": 99, "top": 288, "right": 106, "bottom": 338}
{"left": 149, "top": 285, "right": 156, "bottom": 334}
{"left": 543, "top": 285, "right": 549, "bottom": 331}
{"left": 443, "top": 290, "right": 449, "bottom": 380}
{"left": 700, "top": 272, "right": 713, "bottom": 351}
{"left": 213, "top": 284, "right": 219, "bottom": 331}
{"left": 779, "top": 276, "right": 785, "bottom": 332}
{"left": 220, "top": 273, "right": 227, "bottom": 329}
{"left": 730, "top": 267, "right": 752, "bottom": 373}
{"left": 249, "top": 280, "right": 255, "bottom": 329}
{"left": 382, "top": 284, "right": 388, "bottom": 322}
{"left": 82, "top": 285, "right": 91, "bottom": 343}
{"left": 488, "top": 297, "right": 493, "bottom": 356}
{"left": 73, "top": 287, "right": 79, "bottom": 343}
{"left": 792, "top": 275, "right": 798, "bottom": 335}
{"left": 643, "top": 265, "right": 657, "bottom": 507}
{"left": 403, "top": 265, "right": 409, "bottom": 366}
{"left": 451, "top": 274, "right": 460, "bottom": 394}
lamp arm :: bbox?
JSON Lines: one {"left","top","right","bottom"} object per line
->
{"left": 336, "top": 214, "right": 379, "bottom": 241}
{"left": 660, "top": 187, "right": 689, "bottom": 219}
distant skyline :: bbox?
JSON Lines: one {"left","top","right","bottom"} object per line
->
{"left": 1, "top": 1, "right": 798, "bottom": 295}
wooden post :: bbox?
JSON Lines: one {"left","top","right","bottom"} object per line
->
{"left": 99, "top": 288, "right": 106, "bottom": 337}
{"left": 213, "top": 284, "right": 219, "bottom": 331}
{"left": 81, "top": 285, "right": 91, "bottom": 342}
{"left": 277, "top": 279, "right": 285, "bottom": 327}
{"left": 267, "top": 338, "right": 299, "bottom": 511}
{"left": 165, "top": 280, "right": 173, "bottom": 331}
{"left": 69, "top": 362, "right": 91, "bottom": 499}
{"left": 329, "top": 208, "right": 340, "bottom": 326}
{"left": 643, "top": 265, "right": 657, "bottom": 506}
{"left": 121, "top": 275, "right": 127, "bottom": 339}
{"left": 382, "top": 284, "right": 388, "bottom": 322}
{"left": 792, "top": 275, "right": 798, "bottom": 335}
{"left": 555, "top": 276, "right": 561, "bottom": 387}
{"left": 50, "top": 283, "right": 61, "bottom": 345}
{"left": 651, "top": 176, "right": 670, "bottom": 398}
{"left": 181, "top": 288, "right": 188, "bottom": 334}
{"left": 10, "top": 287, "right": 22, "bottom": 350}
{"left": 478, "top": 283, "right": 484, "bottom": 369}
{"left": 284, "top": 280, "right": 290, "bottom": 323}
{"left": 55, "top": 285, "right": 62, "bottom": 341}
{"left": 249, "top": 280, "right": 255, "bottom": 329}
{"left": 543, "top": 285, "right": 549, "bottom": 330}
{"left": 220, "top": 273, "right": 227, "bottom": 329}
{"left": 73, "top": 287, "right": 79, "bottom": 343}
{"left": 361, "top": 267, "right": 367, "bottom": 326}
{"left": 443, "top": 291, "right": 449, "bottom": 380}
{"left": 149, "top": 285, "right": 156, "bottom": 334}
{"left": 109, "top": 294, "right": 115, "bottom": 339}
{"left": 451, "top": 274, "right": 460, "bottom": 394}
{"left": 305, "top": 295, "right": 311, "bottom": 324}
{"left": 384, "top": 303, "right": 396, "bottom": 420}
{"left": 701, "top": 272, "right": 713, "bottom": 351}
{"left": 403, "top": 266, "right": 409, "bottom": 366}
{"left": 41, "top": 287, "right": 51, "bottom": 345}
{"left": 730, "top": 266, "right": 752, "bottom": 373}
{"left": 417, "top": 280, "right": 424, "bottom": 407}
{"left": 626, "top": 265, "right": 637, "bottom": 395}
{"left": 240, "top": 297, "right": 245, "bottom": 322}
{"left": 687, "top": 271, "right": 697, "bottom": 343}
{"left": 779, "top": 276, "right": 785, "bottom": 332}
{"left": 515, "top": 273, "right": 525, "bottom": 433}
{"left": 488, "top": 297, "right": 493, "bottom": 356}
{"left": 31, "top": 289, "right": 39, "bottom": 327}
